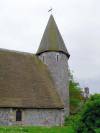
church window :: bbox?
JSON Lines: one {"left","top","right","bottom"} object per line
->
{"left": 43, "top": 56, "right": 44, "bottom": 62}
{"left": 57, "top": 54, "right": 59, "bottom": 62}
{"left": 16, "top": 109, "right": 22, "bottom": 121}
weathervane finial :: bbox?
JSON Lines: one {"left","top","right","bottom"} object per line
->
{"left": 48, "top": 8, "right": 53, "bottom": 13}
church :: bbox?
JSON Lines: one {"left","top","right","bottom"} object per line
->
{"left": 0, "top": 15, "right": 70, "bottom": 126}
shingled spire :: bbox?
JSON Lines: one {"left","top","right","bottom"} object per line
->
{"left": 37, "top": 15, "right": 70, "bottom": 58}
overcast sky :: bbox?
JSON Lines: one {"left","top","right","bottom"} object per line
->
{"left": 0, "top": 0, "right": 100, "bottom": 94}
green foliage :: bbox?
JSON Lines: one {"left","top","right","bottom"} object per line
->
{"left": 95, "top": 128, "right": 100, "bottom": 133}
{"left": 69, "top": 72, "right": 84, "bottom": 114}
{"left": 89, "top": 94, "right": 100, "bottom": 101}
{"left": 64, "top": 114, "right": 81, "bottom": 130}
{"left": 77, "top": 94, "right": 100, "bottom": 133}
{"left": 0, "top": 126, "right": 75, "bottom": 133}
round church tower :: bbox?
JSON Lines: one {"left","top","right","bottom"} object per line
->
{"left": 36, "top": 15, "right": 70, "bottom": 116}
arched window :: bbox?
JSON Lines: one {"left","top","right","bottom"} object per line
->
{"left": 16, "top": 109, "right": 22, "bottom": 121}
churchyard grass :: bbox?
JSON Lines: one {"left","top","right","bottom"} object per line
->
{"left": 0, "top": 126, "right": 75, "bottom": 133}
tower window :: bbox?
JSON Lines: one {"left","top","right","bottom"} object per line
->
{"left": 57, "top": 54, "right": 59, "bottom": 62}
{"left": 16, "top": 109, "right": 22, "bottom": 121}
{"left": 43, "top": 56, "right": 44, "bottom": 62}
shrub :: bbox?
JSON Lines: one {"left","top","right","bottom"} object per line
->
{"left": 64, "top": 114, "right": 81, "bottom": 130}
{"left": 77, "top": 94, "right": 100, "bottom": 133}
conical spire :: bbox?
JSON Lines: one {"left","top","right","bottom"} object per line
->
{"left": 37, "top": 15, "right": 70, "bottom": 58}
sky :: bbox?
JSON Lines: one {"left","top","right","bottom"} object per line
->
{"left": 0, "top": 0, "right": 100, "bottom": 94}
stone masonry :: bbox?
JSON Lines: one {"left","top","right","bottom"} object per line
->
{"left": 0, "top": 108, "right": 64, "bottom": 126}
{"left": 38, "top": 52, "right": 69, "bottom": 116}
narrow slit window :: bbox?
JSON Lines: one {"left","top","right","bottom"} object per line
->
{"left": 16, "top": 109, "right": 22, "bottom": 121}
{"left": 43, "top": 56, "right": 44, "bottom": 62}
{"left": 57, "top": 55, "right": 59, "bottom": 62}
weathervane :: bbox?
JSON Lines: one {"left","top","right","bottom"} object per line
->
{"left": 48, "top": 8, "right": 53, "bottom": 13}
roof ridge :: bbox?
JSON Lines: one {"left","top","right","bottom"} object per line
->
{"left": 0, "top": 48, "right": 33, "bottom": 55}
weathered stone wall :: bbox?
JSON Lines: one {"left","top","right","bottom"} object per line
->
{"left": 38, "top": 52, "right": 69, "bottom": 116}
{"left": 0, "top": 108, "right": 64, "bottom": 126}
{"left": 23, "top": 109, "right": 64, "bottom": 126}
{"left": 0, "top": 108, "right": 14, "bottom": 125}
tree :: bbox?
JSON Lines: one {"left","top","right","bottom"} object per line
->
{"left": 69, "top": 72, "right": 84, "bottom": 114}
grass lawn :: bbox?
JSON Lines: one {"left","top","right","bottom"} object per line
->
{"left": 0, "top": 126, "right": 75, "bottom": 133}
